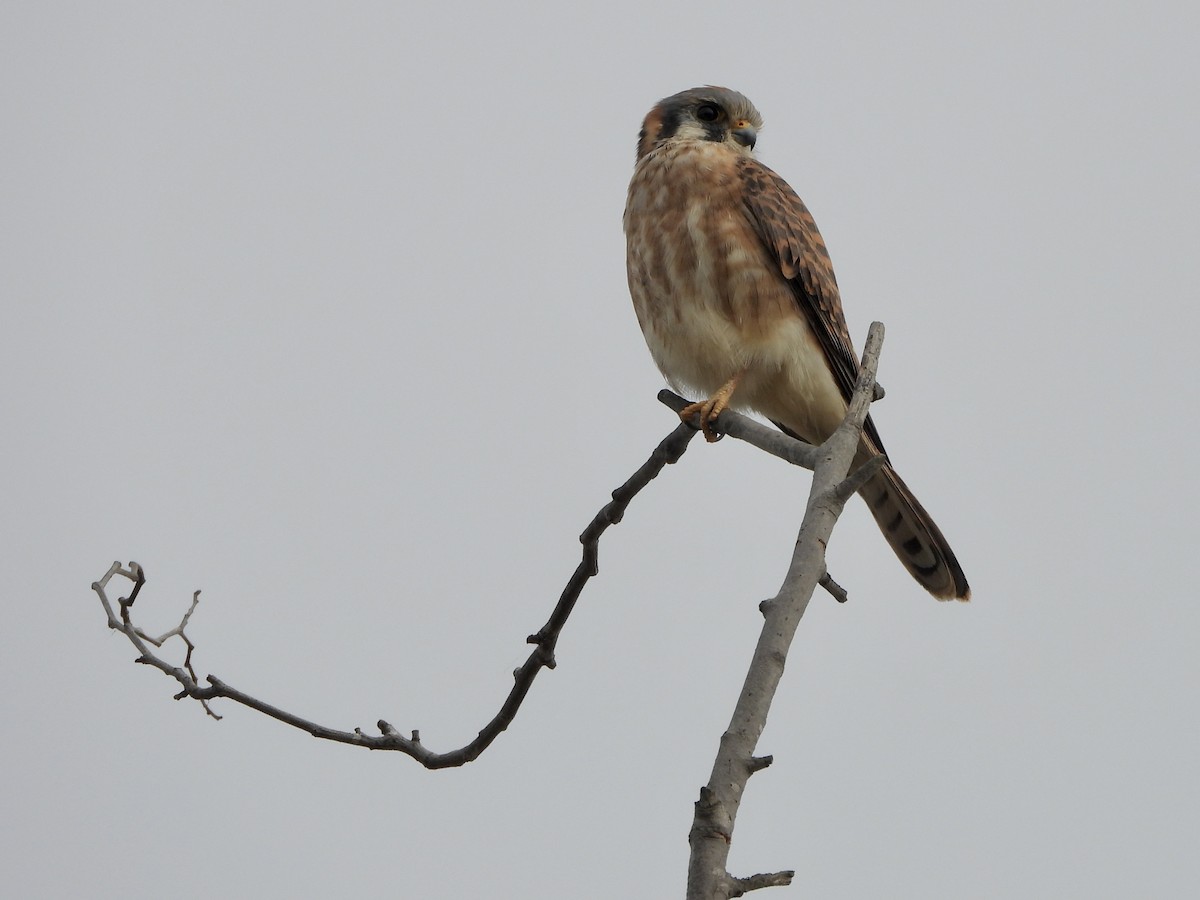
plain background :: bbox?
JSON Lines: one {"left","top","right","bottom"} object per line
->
{"left": 3, "top": 3, "right": 1197, "bottom": 897}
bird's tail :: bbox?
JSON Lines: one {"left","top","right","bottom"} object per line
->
{"left": 855, "top": 449, "right": 970, "bottom": 601}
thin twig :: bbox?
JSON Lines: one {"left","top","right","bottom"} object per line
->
{"left": 657, "top": 390, "right": 821, "bottom": 471}
{"left": 92, "top": 422, "right": 699, "bottom": 766}
{"left": 93, "top": 564, "right": 221, "bottom": 719}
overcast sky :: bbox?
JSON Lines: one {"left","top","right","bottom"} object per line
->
{"left": 4, "top": 3, "right": 1198, "bottom": 898}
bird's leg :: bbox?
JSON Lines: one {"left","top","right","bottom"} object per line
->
{"left": 679, "top": 373, "right": 744, "bottom": 443}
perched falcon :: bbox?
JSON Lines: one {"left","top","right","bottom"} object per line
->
{"left": 624, "top": 86, "right": 969, "bottom": 601}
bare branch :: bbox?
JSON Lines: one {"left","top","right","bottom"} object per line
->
{"left": 818, "top": 571, "right": 849, "bottom": 604}
{"left": 832, "top": 452, "right": 888, "bottom": 503}
{"left": 92, "top": 421, "right": 699, "bottom": 766}
{"left": 94, "top": 321, "right": 894, "bottom": 896}
{"left": 729, "top": 871, "right": 796, "bottom": 896}
{"left": 92, "top": 563, "right": 223, "bottom": 719}
{"left": 658, "top": 390, "right": 821, "bottom": 471}
{"left": 746, "top": 755, "right": 773, "bottom": 774}
{"left": 686, "top": 322, "right": 885, "bottom": 899}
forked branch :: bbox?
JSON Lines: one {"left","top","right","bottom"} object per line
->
{"left": 93, "top": 322, "right": 887, "bottom": 898}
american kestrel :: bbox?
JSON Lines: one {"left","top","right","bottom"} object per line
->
{"left": 624, "top": 86, "right": 969, "bottom": 601}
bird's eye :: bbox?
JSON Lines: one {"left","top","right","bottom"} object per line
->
{"left": 696, "top": 103, "right": 720, "bottom": 122}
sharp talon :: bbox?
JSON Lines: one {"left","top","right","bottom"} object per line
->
{"left": 679, "top": 401, "right": 705, "bottom": 432}
{"left": 700, "top": 397, "right": 727, "bottom": 442}
{"left": 679, "top": 376, "right": 742, "bottom": 443}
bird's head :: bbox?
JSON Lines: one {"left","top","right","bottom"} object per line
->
{"left": 636, "top": 86, "right": 763, "bottom": 162}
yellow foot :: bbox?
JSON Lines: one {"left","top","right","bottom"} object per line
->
{"left": 679, "top": 374, "right": 742, "bottom": 442}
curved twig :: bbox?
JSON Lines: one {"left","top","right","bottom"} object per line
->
{"left": 92, "top": 421, "right": 699, "bottom": 767}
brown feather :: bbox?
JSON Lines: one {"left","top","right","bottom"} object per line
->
{"left": 737, "top": 157, "right": 889, "bottom": 455}
{"left": 625, "top": 87, "right": 970, "bottom": 600}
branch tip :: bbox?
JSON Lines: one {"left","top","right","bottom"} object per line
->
{"left": 818, "top": 571, "right": 849, "bottom": 604}
{"left": 730, "top": 870, "right": 796, "bottom": 895}
{"left": 747, "top": 755, "right": 773, "bottom": 773}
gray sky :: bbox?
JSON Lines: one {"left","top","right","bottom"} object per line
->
{"left": 4, "top": 2, "right": 1198, "bottom": 897}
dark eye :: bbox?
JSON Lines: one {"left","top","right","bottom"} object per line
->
{"left": 696, "top": 103, "right": 720, "bottom": 122}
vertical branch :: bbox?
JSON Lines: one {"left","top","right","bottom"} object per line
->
{"left": 686, "top": 322, "right": 886, "bottom": 899}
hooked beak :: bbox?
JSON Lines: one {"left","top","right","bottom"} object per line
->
{"left": 731, "top": 125, "right": 757, "bottom": 150}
